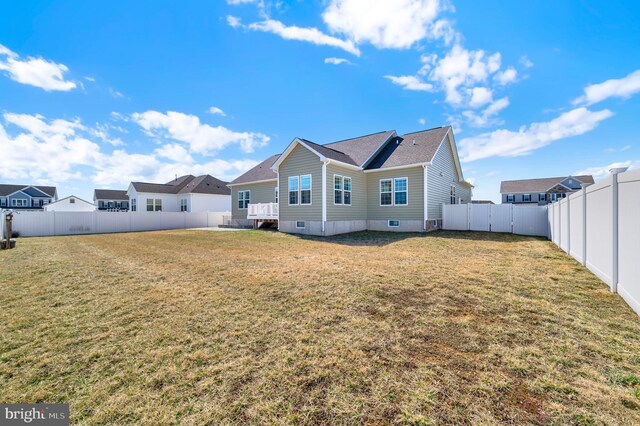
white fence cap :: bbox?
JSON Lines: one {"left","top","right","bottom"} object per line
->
{"left": 609, "top": 167, "right": 629, "bottom": 174}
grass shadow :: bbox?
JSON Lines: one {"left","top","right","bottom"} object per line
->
{"left": 295, "top": 230, "right": 426, "bottom": 247}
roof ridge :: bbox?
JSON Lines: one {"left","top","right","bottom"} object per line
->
{"left": 400, "top": 126, "right": 448, "bottom": 137}
{"left": 502, "top": 175, "right": 590, "bottom": 182}
{"left": 301, "top": 138, "right": 351, "bottom": 156}
{"left": 323, "top": 129, "right": 395, "bottom": 146}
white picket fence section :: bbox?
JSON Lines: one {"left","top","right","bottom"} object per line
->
{"left": 548, "top": 168, "right": 640, "bottom": 316}
{"left": 443, "top": 204, "right": 549, "bottom": 237}
{"left": 1, "top": 210, "right": 230, "bottom": 238}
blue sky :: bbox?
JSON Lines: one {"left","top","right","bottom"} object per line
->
{"left": 1, "top": 0, "right": 639, "bottom": 202}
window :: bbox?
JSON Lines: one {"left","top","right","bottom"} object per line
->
{"left": 394, "top": 178, "right": 408, "bottom": 205}
{"left": 0, "top": 198, "right": 5, "bottom": 206}
{"left": 154, "top": 199, "right": 162, "bottom": 211}
{"left": 450, "top": 185, "right": 457, "bottom": 205}
{"left": 523, "top": 194, "right": 531, "bottom": 202}
{"left": 147, "top": 199, "right": 154, "bottom": 211}
{"left": 380, "top": 179, "right": 392, "bottom": 205}
{"left": 344, "top": 177, "right": 351, "bottom": 205}
{"left": 180, "top": 198, "right": 188, "bottom": 212}
{"left": 539, "top": 193, "right": 546, "bottom": 202}
{"left": 238, "top": 191, "right": 250, "bottom": 209}
{"left": 296, "top": 221, "right": 305, "bottom": 229}
{"left": 288, "top": 176, "right": 299, "bottom": 205}
{"left": 300, "top": 175, "right": 312, "bottom": 205}
{"left": 334, "top": 175, "right": 343, "bottom": 205}
{"left": 70, "top": 198, "right": 76, "bottom": 204}
{"left": 334, "top": 175, "right": 351, "bottom": 206}
{"left": 288, "top": 175, "right": 312, "bottom": 205}
{"left": 12, "top": 199, "right": 27, "bottom": 207}
{"left": 388, "top": 220, "right": 400, "bottom": 227}
{"left": 507, "top": 194, "right": 514, "bottom": 203}
{"left": 131, "top": 199, "right": 137, "bottom": 212}
{"left": 275, "top": 187, "right": 279, "bottom": 204}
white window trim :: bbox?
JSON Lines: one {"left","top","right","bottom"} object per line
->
{"left": 333, "top": 174, "right": 352, "bottom": 206}
{"left": 180, "top": 198, "right": 188, "bottom": 212}
{"left": 523, "top": 193, "right": 531, "bottom": 202}
{"left": 507, "top": 194, "right": 515, "bottom": 203}
{"left": 450, "top": 184, "right": 457, "bottom": 205}
{"left": 12, "top": 199, "right": 28, "bottom": 207}
{"left": 300, "top": 174, "right": 312, "bottom": 205}
{"left": 275, "top": 186, "right": 279, "bottom": 204}
{"left": 295, "top": 221, "right": 305, "bottom": 229}
{"left": 238, "top": 190, "right": 250, "bottom": 209}
{"left": 388, "top": 220, "right": 400, "bottom": 227}
{"left": 288, "top": 176, "right": 299, "bottom": 206}
{"left": 380, "top": 177, "right": 408, "bottom": 206}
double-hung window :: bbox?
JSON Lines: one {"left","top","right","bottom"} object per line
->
{"left": 334, "top": 175, "right": 351, "bottom": 205}
{"left": 507, "top": 194, "right": 515, "bottom": 203}
{"left": 154, "top": 199, "right": 162, "bottom": 211}
{"left": 180, "top": 198, "right": 188, "bottom": 212}
{"left": 238, "top": 191, "right": 250, "bottom": 209}
{"left": 288, "top": 175, "right": 312, "bottom": 205}
{"left": 380, "top": 178, "right": 407, "bottom": 206}
{"left": 539, "top": 193, "right": 545, "bottom": 202}
{"left": 523, "top": 194, "right": 531, "bottom": 202}
{"left": 275, "top": 187, "right": 279, "bottom": 204}
{"left": 131, "top": 199, "right": 137, "bottom": 212}
{"left": 147, "top": 199, "right": 154, "bottom": 211}
{"left": 450, "top": 185, "right": 457, "bottom": 205}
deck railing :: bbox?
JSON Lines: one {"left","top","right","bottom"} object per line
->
{"left": 247, "top": 202, "right": 278, "bottom": 219}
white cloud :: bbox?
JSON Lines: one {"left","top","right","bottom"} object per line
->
{"left": 418, "top": 118, "right": 426, "bottom": 125}
{"left": 468, "top": 87, "right": 493, "bottom": 108}
{"left": 109, "top": 88, "right": 125, "bottom": 99}
{"left": 131, "top": 110, "right": 270, "bottom": 155}
{"left": 520, "top": 55, "right": 534, "bottom": 68}
{"left": 154, "top": 143, "right": 193, "bottom": 163}
{"left": 573, "top": 69, "right": 640, "bottom": 106}
{"left": 494, "top": 67, "right": 518, "bottom": 86}
{"left": 384, "top": 75, "right": 433, "bottom": 92}
{"left": 422, "top": 44, "right": 502, "bottom": 106}
{"left": 459, "top": 107, "right": 614, "bottom": 162}
{"left": 604, "top": 145, "right": 631, "bottom": 153}
{"left": 322, "top": 0, "right": 451, "bottom": 49}
{"left": 0, "top": 44, "right": 76, "bottom": 91}
{"left": 574, "top": 161, "right": 640, "bottom": 180}
{"left": 244, "top": 19, "right": 360, "bottom": 56}
{"left": 226, "top": 15, "right": 242, "bottom": 28}
{"left": 208, "top": 106, "right": 226, "bottom": 116}
{"left": 462, "top": 96, "right": 509, "bottom": 127}
{"left": 324, "top": 57, "right": 351, "bottom": 65}
{"left": 226, "top": 0, "right": 258, "bottom": 4}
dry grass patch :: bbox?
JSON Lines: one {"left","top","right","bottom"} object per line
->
{"left": 1, "top": 230, "right": 640, "bottom": 425}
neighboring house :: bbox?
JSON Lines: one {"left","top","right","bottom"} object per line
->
{"left": 127, "top": 175, "right": 231, "bottom": 213}
{"left": 228, "top": 126, "right": 473, "bottom": 235}
{"left": 0, "top": 184, "right": 57, "bottom": 210}
{"left": 500, "top": 175, "right": 595, "bottom": 205}
{"left": 94, "top": 189, "right": 129, "bottom": 211}
{"left": 471, "top": 200, "right": 495, "bottom": 204}
{"left": 44, "top": 195, "right": 96, "bottom": 212}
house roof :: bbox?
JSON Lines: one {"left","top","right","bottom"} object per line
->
{"left": 131, "top": 175, "right": 230, "bottom": 195}
{"left": 323, "top": 130, "right": 397, "bottom": 166}
{"left": 47, "top": 195, "right": 95, "bottom": 207}
{"left": 94, "top": 189, "right": 129, "bottom": 200}
{"left": 0, "top": 184, "right": 57, "bottom": 197}
{"left": 229, "top": 154, "right": 280, "bottom": 185}
{"left": 365, "top": 126, "right": 451, "bottom": 170}
{"left": 500, "top": 175, "right": 595, "bottom": 193}
{"left": 299, "top": 138, "right": 360, "bottom": 166}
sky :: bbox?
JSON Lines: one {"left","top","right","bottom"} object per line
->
{"left": 1, "top": 0, "right": 639, "bottom": 203}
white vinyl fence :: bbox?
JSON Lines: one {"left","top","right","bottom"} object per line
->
{"left": 1, "top": 210, "right": 230, "bottom": 238}
{"left": 548, "top": 169, "right": 640, "bottom": 316}
{"left": 443, "top": 204, "right": 549, "bottom": 237}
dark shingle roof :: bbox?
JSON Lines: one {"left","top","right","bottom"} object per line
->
{"left": 229, "top": 154, "right": 280, "bottom": 185}
{"left": 177, "top": 175, "right": 230, "bottom": 195}
{"left": 323, "top": 130, "right": 396, "bottom": 166}
{"left": 94, "top": 189, "right": 129, "bottom": 200}
{"left": 500, "top": 175, "right": 595, "bottom": 193}
{"left": 365, "top": 126, "right": 451, "bottom": 170}
{"left": 0, "top": 184, "right": 56, "bottom": 197}
{"left": 299, "top": 139, "right": 359, "bottom": 166}
{"left": 131, "top": 175, "right": 229, "bottom": 195}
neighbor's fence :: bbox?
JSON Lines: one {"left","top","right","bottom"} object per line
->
{"left": 443, "top": 204, "right": 549, "bottom": 237}
{"left": 548, "top": 169, "right": 640, "bottom": 316}
{"left": 1, "top": 210, "right": 230, "bottom": 237}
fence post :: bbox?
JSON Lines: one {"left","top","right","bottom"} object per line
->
{"left": 581, "top": 183, "right": 588, "bottom": 266}
{"left": 557, "top": 199, "right": 561, "bottom": 248}
{"left": 610, "top": 168, "right": 627, "bottom": 293}
{"left": 467, "top": 202, "right": 471, "bottom": 230}
{"left": 510, "top": 203, "right": 514, "bottom": 233}
{"left": 566, "top": 194, "right": 571, "bottom": 254}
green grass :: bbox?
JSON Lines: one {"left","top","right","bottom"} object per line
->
{"left": 1, "top": 230, "right": 639, "bottom": 425}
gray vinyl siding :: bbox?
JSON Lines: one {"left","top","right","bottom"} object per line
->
{"left": 231, "top": 180, "right": 277, "bottom": 220}
{"left": 326, "top": 163, "right": 367, "bottom": 221}
{"left": 427, "top": 134, "right": 469, "bottom": 220}
{"left": 278, "top": 144, "right": 322, "bottom": 221}
{"left": 366, "top": 166, "right": 424, "bottom": 220}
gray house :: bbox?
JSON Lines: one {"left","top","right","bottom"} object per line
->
{"left": 94, "top": 189, "right": 129, "bottom": 211}
{"left": 500, "top": 175, "right": 595, "bottom": 205}
{"left": 228, "top": 126, "right": 473, "bottom": 236}
{"left": 0, "top": 184, "right": 58, "bottom": 210}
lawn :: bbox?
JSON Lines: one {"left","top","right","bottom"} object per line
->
{"left": 1, "top": 230, "right": 640, "bottom": 425}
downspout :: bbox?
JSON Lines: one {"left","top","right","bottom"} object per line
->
{"left": 423, "top": 164, "right": 428, "bottom": 230}
{"left": 321, "top": 161, "right": 327, "bottom": 234}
